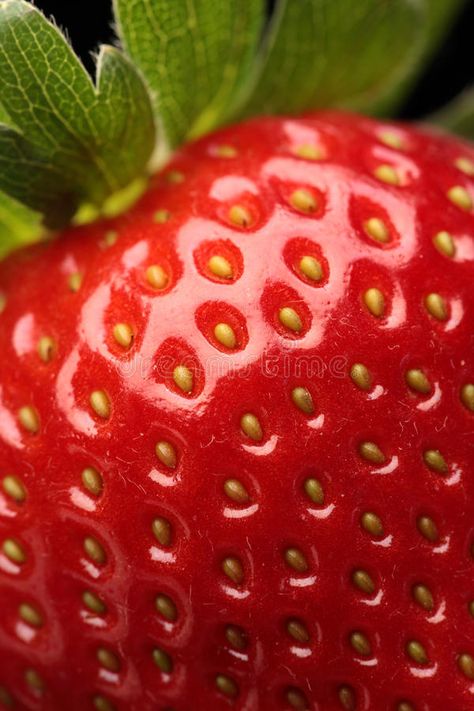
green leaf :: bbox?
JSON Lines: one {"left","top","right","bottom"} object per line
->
{"left": 429, "top": 86, "right": 474, "bottom": 141}
{"left": 114, "top": 0, "right": 265, "bottom": 150}
{"left": 0, "top": 0, "right": 155, "bottom": 227}
{"left": 237, "top": 0, "right": 428, "bottom": 118}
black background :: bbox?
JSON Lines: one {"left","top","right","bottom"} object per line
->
{"left": 35, "top": 0, "right": 473, "bottom": 119}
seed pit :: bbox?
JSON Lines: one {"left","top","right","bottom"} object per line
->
{"left": 194, "top": 240, "right": 243, "bottom": 284}
{"left": 154, "top": 338, "right": 204, "bottom": 398}
{"left": 195, "top": 302, "right": 248, "bottom": 353}
{"left": 350, "top": 196, "right": 398, "bottom": 249}
{"left": 261, "top": 282, "right": 312, "bottom": 339}
{"left": 283, "top": 238, "right": 328, "bottom": 287}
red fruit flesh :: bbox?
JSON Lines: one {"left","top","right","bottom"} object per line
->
{"left": 0, "top": 112, "right": 473, "bottom": 711}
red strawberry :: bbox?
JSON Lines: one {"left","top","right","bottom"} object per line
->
{"left": 0, "top": 112, "right": 473, "bottom": 711}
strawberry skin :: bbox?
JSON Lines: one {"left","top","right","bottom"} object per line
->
{"left": 0, "top": 111, "right": 474, "bottom": 711}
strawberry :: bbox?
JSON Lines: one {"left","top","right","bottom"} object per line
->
{"left": 0, "top": 109, "right": 473, "bottom": 711}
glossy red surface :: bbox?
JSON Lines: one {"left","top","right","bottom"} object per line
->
{"left": 0, "top": 112, "right": 473, "bottom": 711}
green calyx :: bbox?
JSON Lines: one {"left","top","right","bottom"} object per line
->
{"left": 0, "top": 0, "right": 471, "bottom": 257}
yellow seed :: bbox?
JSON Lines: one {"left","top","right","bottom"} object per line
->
{"left": 299, "top": 255, "right": 323, "bottom": 281}
{"left": 173, "top": 365, "right": 194, "bottom": 394}
{"left": 68, "top": 272, "right": 83, "bottom": 292}
{"left": 215, "top": 674, "right": 238, "bottom": 698}
{"left": 433, "top": 230, "right": 456, "bottom": 258}
{"left": 113, "top": 323, "right": 134, "bottom": 349}
{"left": 24, "top": 669, "right": 44, "bottom": 692}
{"left": 379, "top": 130, "right": 404, "bottom": 150}
{"left": 352, "top": 570, "right": 375, "bottom": 595}
{"left": 405, "top": 369, "right": 431, "bottom": 394}
{"left": 339, "top": 686, "right": 356, "bottom": 710}
{"left": 350, "top": 363, "right": 372, "bottom": 391}
{"left": 214, "top": 323, "right": 237, "bottom": 349}
{"left": 286, "top": 619, "right": 310, "bottom": 643}
{"left": 279, "top": 307, "right": 302, "bottom": 332}
{"left": 152, "top": 517, "right": 172, "bottom": 547}
{"left": 155, "top": 593, "right": 177, "bottom": 621}
{"left": 291, "top": 387, "right": 314, "bottom": 415}
{"left": 412, "top": 584, "right": 434, "bottom": 611}
{"left": 221, "top": 556, "right": 244, "bottom": 585}
{"left": 83, "top": 536, "right": 106, "bottom": 565}
{"left": 208, "top": 255, "right": 234, "bottom": 279}
{"left": 97, "top": 648, "right": 120, "bottom": 672}
{"left": 93, "top": 695, "right": 115, "bottom": 711}
{"left": 0, "top": 293, "right": 6, "bottom": 314}
{"left": 364, "top": 288, "right": 385, "bottom": 317}
{"left": 423, "top": 449, "right": 448, "bottom": 474}
{"left": 240, "top": 413, "right": 263, "bottom": 441}
{"left": 417, "top": 515, "right": 438, "bottom": 542}
{"left": 102, "top": 230, "right": 118, "bottom": 247}
{"left": 374, "top": 164, "right": 400, "bottom": 185}
{"left": 286, "top": 688, "right": 308, "bottom": 709}
{"left": 89, "top": 390, "right": 111, "bottom": 419}
{"left": 166, "top": 170, "right": 184, "bottom": 184}
{"left": 447, "top": 185, "right": 472, "bottom": 211}
{"left": 361, "top": 511, "right": 384, "bottom": 537}
{"left": 284, "top": 547, "right": 309, "bottom": 573}
{"left": 290, "top": 189, "right": 317, "bottom": 213}
{"left": 458, "top": 653, "right": 474, "bottom": 680}
{"left": 398, "top": 703, "right": 415, "bottom": 711}
{"left": 153, "top": 209, "right": 171, "bottom": 224}
{"left": 406, "top": 640, "right": 429, "bottom": 664}
{"left": 350, "top": 631, "right": 372, "bottom": 656}
{"left": 2, "top": 475, "right": 26, "bottom": 503}
{"left": 156, "top": 440, "right": 177, "bottom": 469}
{"left": 3, "top": 538, "right": 26, "bottom": 564}
{"left": 294, "top": 144, "right": 322, "bottom": 160}
{"left": 146, "top": 264, "right": 168, "bottom": 290}
{"left": 425, "top": 293, "right": 448, "bottom": 321}
{"left": 225, "top": 624, "right": 248, "bottom": 650}
{"left": 19, "top": 603, "right": 43, "bottom": 627}
{"left": 359, "top": 441, "right": 385, "bottom": 464}
{"left": 216, "top": 144, "right": 238, "bottom": 158}
{"left": 38, "top": 336, "right": 56, "bottom": 363}
{"left": 18, "top": 406, "right": 40, "bottom": 434}
{"left": 82, "top": 591, "right": 107, "bottom": 615}
{"left": 455, "top": 157, "right": 474, "bottom": 176}
{"left": 364, "top": 217, "right": 390, "bottom": 243}
{"left": 224, "top": 479, "right": 250, "bottom": 504}
{"left": 303, "top": 477, "right": 324, "bottom": 505}
{"left": 152, "top": 647, "right": 173, "bottom": 673}
{"left": 469, "top": 601, "right": 474, "bottom": 618}
{"left": 229, "top": 204, "right": 252, "bottom": 227}
{"left": 81, "top": 467, "right": 103, "bottom": 496}
{"left": 461, "top": 384, "right": 474, "bottom": 412}
{"left": 0, "top": 687, "right": 13, "bottom": 708}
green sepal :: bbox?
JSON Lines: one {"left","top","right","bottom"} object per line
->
{"left": 114, "top": 0, "right": 265, "bottom": 151}
{"left": 0, "top": 191, "right": 43, "bottom": 259}
{"left": 237, "top": 0, "right": 427, "bottom": 118}
{"left": 0, "top": 0, "right": 155, "bottom": 228}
